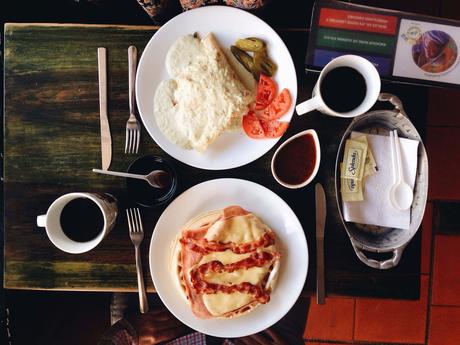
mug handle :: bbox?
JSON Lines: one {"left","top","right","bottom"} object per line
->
{"left": 37, "top": 215, "right": 47, "bottom": 227}
{"left": 296, "top": 96, "right": 322, "bottom": 116}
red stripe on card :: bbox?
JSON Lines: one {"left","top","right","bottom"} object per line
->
{"left": 319, "top": 8, "right": 398, "bottom": 35}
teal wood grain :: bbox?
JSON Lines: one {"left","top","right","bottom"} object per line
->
{"left": 4, "top": 24, "right": 158, "bottom": 188}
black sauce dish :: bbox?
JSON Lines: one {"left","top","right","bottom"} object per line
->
{"left": 126, "top": 154, "right": 178, "bottom": 208}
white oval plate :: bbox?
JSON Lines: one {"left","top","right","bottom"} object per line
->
{"left": 149, "top": 178, "right": 308, "bottom": 338}
{"left": 136, "top": 6, "right": 297, "bottom": 170}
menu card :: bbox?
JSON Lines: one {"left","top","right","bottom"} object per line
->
{"left": 305, "top": 0, "right": 460, "bottom": 88}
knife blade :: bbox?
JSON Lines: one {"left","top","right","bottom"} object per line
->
{"left": 98, "top": 47, "right": 112, "bottom": 170}
{"left": 315, "top": 183, "right": 327, "bottom": 304}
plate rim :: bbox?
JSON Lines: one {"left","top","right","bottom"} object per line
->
{"left": 136, "top": 6, "right": 298, "bottom": 170}
{"left": 148, "top": 178, "right": 309, "bottom": 337}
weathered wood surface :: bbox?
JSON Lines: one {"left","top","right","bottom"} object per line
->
{"left": 4, "top": 23, "right": 426, "bottom": 298}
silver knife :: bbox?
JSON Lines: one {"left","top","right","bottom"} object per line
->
{"left": 98, "top": 47, "right": 112, "bottom": 170}
{"left": 315, "top": 183, "right": 327, "bottom": 304}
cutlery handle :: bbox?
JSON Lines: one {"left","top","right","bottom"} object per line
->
{"left": 135, "top": 245, "right": 149, "bottom": 314}
{"left": 390, "top": 131, "right": 399, "bottom": 184}
{"left": 98, "top": 47, "right": 108, "bottom": 117}
{"left": 128, "top": 46, "right": 137, "bottom": 116}
{"left": 316, "top": 237, "right": 325, "bottom": 304}
{"left": 92, "top": 169, "right": 146, "bottom": 181}
{"left": 394, "top": 130, "right": 404, "bottom": 182}
{"left": 98, "top": 47, "right": 112, "bottom": 170}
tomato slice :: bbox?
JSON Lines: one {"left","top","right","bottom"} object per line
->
{"left": 242, "top": 112, "right": 265, "bottom": 139}
{"left": 259, "top": 88, "right": 291, "bottom": 121}
{"left": 255, "top": 75, "right": 277, "bottom": 110}
{"left": 260, "top": 120, "right": 289, "bottom": 138}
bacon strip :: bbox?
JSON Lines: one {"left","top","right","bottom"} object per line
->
{"left": 191, "top": 281, "right": 270, "bottom": 304}
{"left": 189, "top": 251, "right": 279, "bottom": 304}
{"left": 180, "top": 231, "right": 275, "bottom": 254}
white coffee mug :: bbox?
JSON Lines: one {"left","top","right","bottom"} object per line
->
{"left": 36, "top": 192, "right": 118, "bottom": 254}
{"left": 296, "top": 55, "right": 381, "bottom": 117}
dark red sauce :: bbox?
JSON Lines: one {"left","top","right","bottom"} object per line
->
{"left": 274, "top": 133, "right": 317, "bottom": 185}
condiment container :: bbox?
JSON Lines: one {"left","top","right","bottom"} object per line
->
{"left": 126, "top": 154, "right": 178, "bottom": 208}
{"left": 271, "top": 129, "right": 321, "bottom": 189}
{"left": 335, "top": 93, "right": 428, "bottom": 269}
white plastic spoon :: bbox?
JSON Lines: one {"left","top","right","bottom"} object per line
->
{"left": 389, "top": 130, "right": 413, "bottom": 211}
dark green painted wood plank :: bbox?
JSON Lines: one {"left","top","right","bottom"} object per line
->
{"left": 5, "top": 261, "right": 143, "bottom": 291}
{"left": 4, "top": 24, "right": 423, "bottom": 298}
{"left": 4, "top": 24, "right": 159, "bottom": 188}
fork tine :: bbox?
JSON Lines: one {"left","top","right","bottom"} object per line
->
{"left": 128, "top": 129, "right": 133, "bottom": 154}
{"left": 130, "top": 129, "right": 135, "bottom": 154}
{"left": 130, "top": 129, "right": 135, "bottom": 155}
{"left": 129, "top": 208, "right": 136, "bottom": 232}
{"left": 129, "top": 208, "right": 138, "bottom": 232}
{"left": 133, "top": 208, "right": 141, "bottom": 233}
{"left": 136, "top": 208, "right": 143, "bottom": 233}
{"left": 134, "top": 209, "right": 140, "bottom": 232}
{"left": 131, "top": 129, "right": 136, "bottom": 154}
{"left": 135, "top": 128, "right": 140, "bottom": 154}
{"left": 125, "top": 127, "right": 129, "bottom": 154}
{"left": 126, "top": 209, "right": 133, "bottom": 233}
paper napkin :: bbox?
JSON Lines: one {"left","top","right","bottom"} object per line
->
{"left": 342, "top": 131, "right": 419, "bottom": 230}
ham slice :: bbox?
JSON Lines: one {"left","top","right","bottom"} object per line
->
{"left": 180, "top": 227, "right": 212, "bottom": 318}
{"left": 178, "top": 206, "right": 280, "bottom": 319}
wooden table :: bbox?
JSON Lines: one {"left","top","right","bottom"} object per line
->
{"left": 3, "top": 23, "right": 426, "bottom": 298}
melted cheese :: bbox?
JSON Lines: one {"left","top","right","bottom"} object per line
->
{"left": 154, "top": 79, "right": 191, "bottom": 149}
{"left": 199, "top": 250, "right": 251, "bottom": 265}
{"left": 203, "top": 292, "right": 254, "bottom": 316}
{"left": 205, "top": 214, "right": 269, "bottom": 243}
{"left": 166, "top": 34, "right": 207, "bottom": 78}
{"left": 203, "top": 265, "right": 270, "bottom": 285}
{"left": 155, "top": 33, "right": 253, "bottom": 152}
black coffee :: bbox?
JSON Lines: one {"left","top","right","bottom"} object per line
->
{"left": 60, "top": 198, "right": 104, "bottom": 242}
{"left": 320, "top": 66, "right": 367, "bottom": 113}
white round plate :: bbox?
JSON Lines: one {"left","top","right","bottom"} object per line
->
{"left": 136, "top": 6, "right": 297, "bottom": 170}
{"left": 149, "top": 178, "right": 308, "bottom": 338}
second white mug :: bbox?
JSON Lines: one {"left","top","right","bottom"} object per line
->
{"left": 296, "top": 55, "right": 381, "bottom": 118}
{"left": 36, "top": 192, "right": 118, "bottom": 254}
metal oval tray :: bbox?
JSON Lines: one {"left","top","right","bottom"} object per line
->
{"left": 334, "top": 93, "right": 429, "bottom": 269}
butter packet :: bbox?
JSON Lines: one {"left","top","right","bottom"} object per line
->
{"left": 341, "top": 139, "right": 367, "bottom": 180}
{"left": 340, "top": 164, "right": 364, "bottom": 202}
{"left": 353, "top": 135, "right": 377, "bottom": 176}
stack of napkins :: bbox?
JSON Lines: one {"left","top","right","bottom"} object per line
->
{"left": 342, "top": 131, "right": 419, "bottom": 230}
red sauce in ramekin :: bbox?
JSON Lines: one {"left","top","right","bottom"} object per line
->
{"left": 274, "top": 133, "right": 317, "bottom": 185}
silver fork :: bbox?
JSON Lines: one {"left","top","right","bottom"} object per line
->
{"left": 125, "top": 45, "right": 140, "bottom": 154}
{"left": 126, "top": 208, "right": 149, "bottom": 313}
